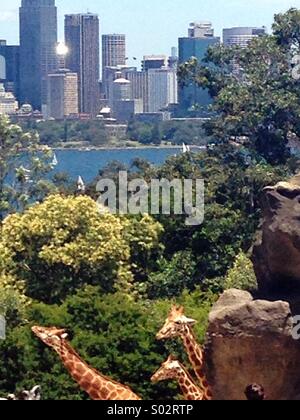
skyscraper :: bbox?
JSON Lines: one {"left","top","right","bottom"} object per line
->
{"left": 142, "top": 55, "right": 168, "bottom": 72}
{"left": 125, "top": 69, "right": 148, "bottom": 112}
{"left": 147, "top": 68, "right": 178, "bottom": 113}
{"left": 102, "top": 34, "right": 126, "bottom": 74}
{"left": 47, "top": 69, "right": 78, "bottom": 119}
{"left": 178, "top": 22, "right": 220, "bottom": 114}
{"left": 0, "top": 40, "right": 20, "bottom": 101}
{"left": 65, "top": 13, "right": 100, "bottom": 116}
{"left": 223, "top": 27, "right": 267, "bottom": 48}
{"left": 19, "top": 0, "right": 58, "bottom": 111}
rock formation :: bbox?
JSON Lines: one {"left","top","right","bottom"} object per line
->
{"left": 205, "top": 289, "right": 300, "bottom": 400}
{"left": 252, "top": 179, "right": 300, "bottom": 296}
{"left": 205, "top": 177, "right": 300, "bottom": 400}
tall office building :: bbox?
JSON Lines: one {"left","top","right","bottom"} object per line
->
{"left": 125, "top": 69, "right": 148, "bottom": 112}
{"left": 179, "top": 22, "right": 220, "bottom": 113}
{"left": 102, "top": 34, "right": 126, "bottom": 74}
{"left": 20, "top": 0, "right": 58, "bottom": 111}
{"left": 147, "top": 68, "right": 178, "bottom": 113}
{"left": 188, "top": 22, "right": 215, "bottom": 38}
{"left": 47, "top": 69, "right": 78, "bottom": 119}
{"left": 142, "top": 55, "right": 168, "bottom": 72}
{"left": 223, "top": 27, "right": 267, "bottom": 48}
{"left": 169, "top": 47, "right": 179, "bottom": 70}
{"left": 0, "top": 40, "right": 20, "bottom": 101}
{"left": 65, "top": 13, "right": 100, "bottom": 116}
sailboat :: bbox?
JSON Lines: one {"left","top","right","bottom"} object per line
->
{"left": 51, "top": 153, "right": 58, "bottom": 168}
{"left": 77, "top": 176, "right": 86, "bottom": 193}
{"left": 182, "top": 143, "right": 191, "bottom": 154}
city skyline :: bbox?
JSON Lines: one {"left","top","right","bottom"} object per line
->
{"left": 1, "top": 0, "right": 300, "bottom": 66}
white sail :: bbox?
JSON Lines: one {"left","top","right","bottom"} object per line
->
{"left": 186, "top": 145, "right": 191, "bottom": 152}
{"left": 51, "top": 153, "right": 58, "bottom": 167}
{"left": 182, "top": 143, "right": 188, "bottom": 154}
{"left": 77, "top": 176, "right": 86, "bottom": 193}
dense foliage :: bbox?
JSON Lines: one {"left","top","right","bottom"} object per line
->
{"left": 1, "top": 8, "right": 300, "bottom": 401}
{"left": 0, "top": 287, "right": 215, "bottom": 400}
{"left": 17, "top": 120, "right": 109, "bottom": 147}
{"left": 127, "top": 119, "right": 210, "bottom": 146}
{"left": 0, "top": 195, "right": 163, "bottom": 303}
{"left": 0, "top": 116, "right": 55, "bottom": 220}
{"left": 178, "top": 8, "right": 300, "bottom": 164}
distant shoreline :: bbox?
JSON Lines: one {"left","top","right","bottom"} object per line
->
{"left": 51, "top": 145, "right": 207, "bottom": 151}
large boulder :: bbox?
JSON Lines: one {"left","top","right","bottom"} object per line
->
{"left": 204, "top": 289, "right": 300, "bottom": 400}
{"left": 252, "top": 179, "right": 300, "bottom": 295}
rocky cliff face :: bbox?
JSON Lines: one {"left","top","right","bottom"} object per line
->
{"left": 205, "top": 178, "right": 300, "bottom": 400}
{"left": 252, "top": 181, "right": 300, "bottom": 295}
{"left": 205, "top": 290, "right": 300, "bottom": 400}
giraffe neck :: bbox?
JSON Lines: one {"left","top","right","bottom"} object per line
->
{"left": 180, "top": 326, "right": 212, "bottom": 400}
{"left": 53, "top": 340, "right": 140, "bottom": 400}
{"left": 175, "top": 365, "right": 204, "bottom": 401}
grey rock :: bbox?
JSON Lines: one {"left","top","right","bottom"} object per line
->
{"left": 205, "top": 289, "right": 300, "bottom": 400}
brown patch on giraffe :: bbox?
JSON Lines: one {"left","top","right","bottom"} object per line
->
{"left": 181, "top": 386, "right": 189, "bottom": 395}
{"left": 110, "top": 392, "right": 118, "bottom": 400}
{"left": 64, "top": 361, "right": 74, "bottom": 371}
{"left": 91, "top": 376, "right": 101, "bottom": 387}
{"left": 107, "top": 383, "right": 115, "bottom": 392}
{"left": 75, "top": 365, "right": 86, "bottom": 376}
{"left": 83, "top": 372, "right": 94, "bottom": 382}
{"left": 191, "top": 353, "right": 199, "bottom": 364}
{"left": 72, "top": 372, "right": 82, "bottom": 382}
{"left": 202, "top": 379, "right": 209, "bottom": 388}
{"left": 89, "top": 389, "right": 100, "bottom": 400}
{"left": 80, "top": 380, "right": 90, "bottom": 390}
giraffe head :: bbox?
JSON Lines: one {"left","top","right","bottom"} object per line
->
{"left": 151, "top": 355, "right": 181, "bottom": 383}
{"left": 156, "top": 305, "right": 197, "bottom": 340}
{"left": 32, "top": 326, "right": 68, "bottom": 352}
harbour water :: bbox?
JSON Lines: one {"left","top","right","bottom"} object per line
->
{"left": 51, "top": 147, "right": 200, "bottom": 182}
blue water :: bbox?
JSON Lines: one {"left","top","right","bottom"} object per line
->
{"left": 51, "top": 148, "right": 187, "bottom": 182}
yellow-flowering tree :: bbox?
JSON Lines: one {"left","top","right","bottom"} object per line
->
{"left": 0, "top": 195, "right": 163, "bottom": 303}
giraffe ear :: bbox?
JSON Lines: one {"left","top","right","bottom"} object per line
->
{"left": 61, "top": 333, "right": 68, "bottom": 339}
{"left": 181, "top": 315, "right": 197, "bottom": 325}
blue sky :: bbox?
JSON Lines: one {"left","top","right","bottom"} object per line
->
{"left": 1, "top": 0, "right": 300, "bottom": 66}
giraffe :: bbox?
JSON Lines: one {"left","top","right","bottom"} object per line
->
{"left": 32, "top": 326, "right": 141, "bottom": 401}
{"left": 156, "top": 305, "right": 212, "bottom": 400}
{"left": 151, "top": 355, "right": 204, "bottom": 401}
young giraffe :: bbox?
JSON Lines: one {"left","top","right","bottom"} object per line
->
{"left": 151, "top": 355, "right": 204, "bottom": 400}
{"left": 32, "top": 326, "right": 141, "bottom": 401}
{"left": 156, "top": 305, "right": 212, "bottom": 400}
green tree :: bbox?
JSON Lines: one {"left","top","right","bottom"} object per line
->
{"left": 178, "top": 8, "right": 300, "bottom": 164}
{"left": 0, "top": 195, "right": 163, "bottom": 303}
{"left": 0, "top": 116, "right": 54, "bottom": 220}
{"left": 0, "top": 286, "right": 216, "bottom": 400}
{"left": 223, "top": 252, "right": 257, "bottom": 292}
